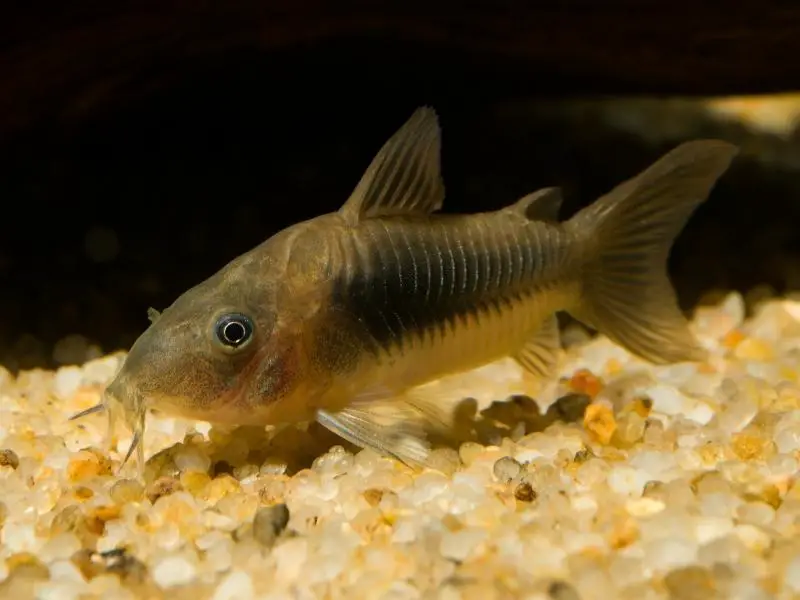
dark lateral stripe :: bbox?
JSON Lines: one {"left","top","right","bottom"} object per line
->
{"left": 331, "top": 216, "right": 549, "bottom": 354}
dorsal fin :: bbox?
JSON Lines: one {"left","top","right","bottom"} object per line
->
{"left": 339, "top": 107, "right": 445, "bottom": 224}
{"left": 509, "top": 187, "right": 563, "bottom": 222}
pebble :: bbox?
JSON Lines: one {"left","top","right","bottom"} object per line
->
{"left": 583, "top": 402, "right": 617, "bottom": 444}
{"left": 0, "top": 448, "right": 20, "bottom": 469}
{"left": 211, "top": 570, "right": 255, "bottom": 600}
{"left": 492, "top": 456, "right": 522, "bottom": 482}
{"left": 252, "top": 503, "right": 290, "bottom": 548}
{"left": 644, "top": 384, "right": 691, "bottom": 416}
{"left": 51, "top": 367, "right": 84, "bottom": 401}
{"left": 174, "top": 446, "right": 212, "bottom": 474}
{"left": 152, "top": 555, "right": 198, "bottom": 588}
{"left": 439, "top": 527, "right": 487, "bottom": 562}
{"left": 607, "top": 466, "right": 650, "bottom": 496}
{"left": 547, "top": 580, "right": 581, "bottom": 600}
{"left": 1, "top": 293, "right": 800, "bottom": 597}
{"left": 514, "top": 482, "right": 537, "bottom": 502}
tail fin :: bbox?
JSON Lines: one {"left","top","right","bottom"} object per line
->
{"left": 566, "top": 140, "right": 739, "bottom": 364}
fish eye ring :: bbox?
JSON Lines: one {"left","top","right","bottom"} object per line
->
{"left": 214, "top": 313, "right": 254, "bottom": 348}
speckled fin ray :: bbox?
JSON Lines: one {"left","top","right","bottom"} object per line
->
{"left": 316, "top": 402, "right": 434, "bottom": 469}
{"left": 566, "top": 139, "right": 739, "bottom": 364}
{"left": 509, "top": 187, "right": 563, "bottom": 222}
{"left": 338, "top": 107, "right": 445, "bottom": 224}
{"left": 513, "top": 315, "right": 562, "bottom": 378}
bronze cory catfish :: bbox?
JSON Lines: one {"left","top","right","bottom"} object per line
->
{"left": 74, "top": 108, "right": 738, "bottom": 471}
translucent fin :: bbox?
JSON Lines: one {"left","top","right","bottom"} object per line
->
{"left": 147, "top": 307, "right": 161, "bottom": 324}
{"left": 512, "top": 315, "right": 562, "bottom": 378}
{"left": 566, "top": 139, "right": 739, "bottom": 364}
{"left": 339, "top": 107, "right": 445, "bottom": 223}
{"left": 404, "top": 386, "right": 458, "bottom": 432}
{"left": 316, "top": 406, "right": 433, "bottom": 469}
{"left": 508, "top": 187, "right": 563, "bottom": 222}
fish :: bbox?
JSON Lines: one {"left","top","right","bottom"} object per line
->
{"left": 70, "top": 107, "right": 739, "bottom": 474}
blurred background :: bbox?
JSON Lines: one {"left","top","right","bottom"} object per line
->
{"left": 2, "top": 2, "right": 800, "bottom": 372}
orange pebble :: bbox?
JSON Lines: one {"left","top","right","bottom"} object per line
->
{"left": 630, "top": 397, "right": 652, "bottom": 418}
{"left": 67, "top": 452, "right": 103, "bottom": 482}
{"left": 569, "top": 368, "right": 604, "bottom": 398}
{"left": 722, "top": 329, "right": 745, "bottom": 348}
{"left": 609, "top": 518, "right": 639, "bottom": 549}
{"left": 583, "top": 403, "right": 617, "bottom": 445}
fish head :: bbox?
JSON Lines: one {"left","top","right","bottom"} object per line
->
{"left": 104, "top": 228, "right": 334, "bottom": 445}
{"left": 106, "top": 282, "right": 279, "bottom": 427}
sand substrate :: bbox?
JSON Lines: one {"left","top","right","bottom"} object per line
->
{"left": 3, "top": 292, "right": 800, "bottom": 599}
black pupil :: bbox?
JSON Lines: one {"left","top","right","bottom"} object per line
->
{"left": 219, "top": 316, "right": 250, "bottom": 346}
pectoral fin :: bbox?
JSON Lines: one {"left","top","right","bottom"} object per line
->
{"left": 316, "top": 399, "right": 434, "bottom": 468}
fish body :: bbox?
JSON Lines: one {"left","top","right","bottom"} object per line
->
{"left": 74, "top": 108, "right": 739, "bottom": 471}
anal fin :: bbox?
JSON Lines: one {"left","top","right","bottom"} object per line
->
{"left": 512, "top": 315, "right": 563, "bottom": 379}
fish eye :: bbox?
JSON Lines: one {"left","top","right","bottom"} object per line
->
{"left": 214, "top": 313, "right": 254, "bottom": 349}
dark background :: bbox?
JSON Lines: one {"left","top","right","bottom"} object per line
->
{"left": 2, "top": 2, "right": 800, "bottom": 371}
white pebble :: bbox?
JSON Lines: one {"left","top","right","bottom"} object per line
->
{"left": 152, "top": 555, "right": 198, "bottom": 588}
{"left": 625, "top": 498, "right": 665, "bottom": 517}
{"left": 774, "top": 427, "right": 800, "bottom": 453}
{"left": 33, "top": 582, "right": 86, "bottom": 600}
{"left": 683, "top": 401, "right": 715, "bottom": 425}
{"left": 734, "top": 524, "right": 772, "bottom": 553}
{"left": 717, "top": 396, "right": 759, "bottom": 434}
{"left": 38, "top": 533, "right": 82, "bottom": 562}
{"left": 629, "top": 451, "right": 678, "bottom": 478}
{"left": 48, "top": 560, "right": 86, "bottom": 583}
{"left": 272, "top": 538, "right": 307, "bottom": 585}
{"left": 607, "top": 466, "right": 650, "bottom": 496}
{"left": 722, "top": 292, "right": 746, "bottom": 328}
{"left": 81, "top": 355, "right": 122, "bottom": 384}
{"left": 0, "top": 522, "right": 40, "bottom": 553}
{"left": 694, "top": 516, "right": 734, "bottom": 544}
{"left": 211, "top": 570, "right": 255, "bottom": 600}
{"left": 51, "top": 366, "right": 83, "bottom": 401}
{"left": 571, "top": 494, "right": 599, "bottom": 513}
{"left": 644, "top": 384, "right": 690, "bottom": 416}
{"left": 642, "top": 538, "right": 698, "bottom": 574}
{"left": 174, "top": 446, "right": 212, "bottom": 473}
{"left": 782, "top": 299, "right": 800, "bottom": 322}
{"left": 391, "top": 517, "right": 419, "bottom": 544}
{"left": 784, "top": 555, "right": 800, "bottom": 592}
{"left": 439, "top": 528, "right": 487, "bottom": 562}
